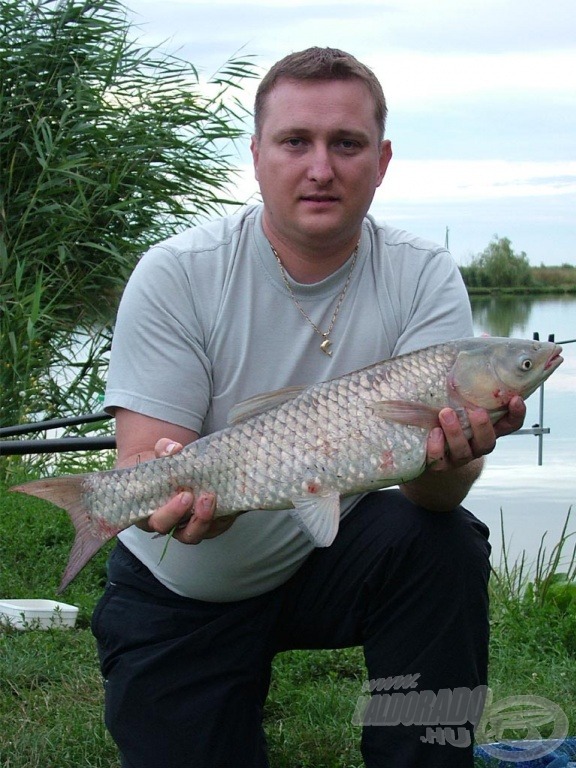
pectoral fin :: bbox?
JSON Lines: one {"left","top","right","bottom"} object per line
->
{"left": 289, "top": 491, "right": 341, "bottom": 547}
{"left": 369, "top": 400, "right": 441, "bottom": 430}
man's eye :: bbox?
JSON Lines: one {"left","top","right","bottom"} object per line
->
{"left": 285, "top": 138, "right": 304, "bottom": 148}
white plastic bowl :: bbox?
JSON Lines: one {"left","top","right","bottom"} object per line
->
{"left": 0, "top": 599, "right": 78, "bottom": 630}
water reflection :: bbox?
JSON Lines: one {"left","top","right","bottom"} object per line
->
{"left": 467, "top": 294, "right": 576, "bottom": 564}
{"left": 470, "top": 294, "right": 576, "bottom": 342}
{"left": 470, "top": 295, "right": 538, "bottom": 337}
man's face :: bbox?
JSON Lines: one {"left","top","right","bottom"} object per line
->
{"left": 251, "top": 77, "right": 391, "bottom": 253}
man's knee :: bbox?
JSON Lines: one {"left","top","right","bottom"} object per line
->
{"left": 353, "top": 490, "right": 491, "bottom": 610}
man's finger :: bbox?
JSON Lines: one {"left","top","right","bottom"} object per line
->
{"left": 136, "top": 490, "right": 194, "bottom": 533}
{"left": 174, "top": 492, "right": 217, "bottom": 544}
{"left": 155, "top": 438, "right": 183, "bottom": 458}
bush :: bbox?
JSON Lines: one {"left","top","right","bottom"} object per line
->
{"left": 460, "top": 236, "right": 534, "bottom": 289}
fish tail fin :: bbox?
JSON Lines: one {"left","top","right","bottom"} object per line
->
{"left": 11, "top": 475, "right": 118, "bottom": 592}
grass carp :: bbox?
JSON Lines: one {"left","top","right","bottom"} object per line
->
{"left": 11, "top": 337, "right": 563, "bottom": 591}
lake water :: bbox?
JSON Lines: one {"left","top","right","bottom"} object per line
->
{"left": 466, "top": 295, "right": 576, "bottom": 569}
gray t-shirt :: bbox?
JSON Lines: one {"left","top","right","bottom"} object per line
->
{"left": 104, "top": 204, "right": 473, "bottom": 601}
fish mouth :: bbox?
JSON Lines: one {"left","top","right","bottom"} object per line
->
{"left": 545, "top": 345, "right": 564, "bottom": 370}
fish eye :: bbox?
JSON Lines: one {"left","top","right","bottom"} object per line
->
{"left": 520, "top": 357, "right": 533, "bottom": 371}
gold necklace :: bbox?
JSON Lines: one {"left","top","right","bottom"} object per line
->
{"left": 270, "top": 243, "right": 359, "bottom": 356}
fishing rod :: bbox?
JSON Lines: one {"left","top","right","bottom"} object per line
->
{"left": 0, "top": 436, "right": 116, "bottom": 456}
{"left": 0, "top": 411, "right": 114, "bottom": 455}
{"left": 0, "top": 410, "right": 111, "bottom": 438}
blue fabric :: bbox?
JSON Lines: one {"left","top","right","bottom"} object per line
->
{"left": 474, "top": 738, "right": 576, "bottom": 767}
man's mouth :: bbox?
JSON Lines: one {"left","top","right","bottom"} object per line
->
{"left": 300, "top": 195, "right": 340, "bottom": 203}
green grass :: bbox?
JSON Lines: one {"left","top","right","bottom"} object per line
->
{"left": 1, "top": 486, "right": 575, "bottom": 767}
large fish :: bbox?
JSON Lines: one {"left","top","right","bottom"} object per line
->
{"left": 12, "top": 337, "right": 563, "bottom": 591}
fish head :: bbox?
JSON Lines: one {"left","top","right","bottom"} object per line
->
{"left": 449, "top": 337, "right": 563, "bottom": 411}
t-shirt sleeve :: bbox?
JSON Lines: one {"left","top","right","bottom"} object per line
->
{"left": 391, "top": 247, "right": 474, "bottom": 357}
{"left": 104, "top": 245, "right": 212, "bottom": 434}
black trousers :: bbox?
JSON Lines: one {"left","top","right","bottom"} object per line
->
{"left": 91, "top": 490, "right": 491, "bottom": 768}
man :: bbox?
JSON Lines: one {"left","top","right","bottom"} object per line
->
{"left": 93, "top": 47, "right": 525, "bottom": 767}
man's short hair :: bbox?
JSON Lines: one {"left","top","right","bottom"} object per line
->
{"left": 254, "top": 47, "right": 387, "bottom": 140}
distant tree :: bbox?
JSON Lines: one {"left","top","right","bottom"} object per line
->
{"left": 460, "top": 236, "right": 534, "bottom": 289}
{"left": 0, "top": 0, "right": 256, "bottom": 474}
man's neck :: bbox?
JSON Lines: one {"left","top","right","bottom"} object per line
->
{"left": 263, "top": 225, "right": 361, "bottom": 284}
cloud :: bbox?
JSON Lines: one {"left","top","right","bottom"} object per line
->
{"left": 128, "top": 1, "right": 576, "bottom": 72}
{"left": 379, "top": 160, "right": 576, "bottom": 203}
{"left": 371, "top": 51, "right": 575, "bottom": 110}
{"left": 125, "top": 0, "right": 576, "bottom": 267}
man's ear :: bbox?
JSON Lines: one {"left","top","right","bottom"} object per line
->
{"left": 376, "top": 139, "right": 393, "bottom": 188}
{"left": 250, "top": 135, "right": 260, "bottom": 182}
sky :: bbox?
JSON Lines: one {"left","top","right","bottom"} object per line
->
{"left": 125, "top": 0, "right": 575, "bottom": 267}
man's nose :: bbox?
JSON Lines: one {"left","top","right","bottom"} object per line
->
{"left": 307, "top": 145, "right": 335, "bottom": 185}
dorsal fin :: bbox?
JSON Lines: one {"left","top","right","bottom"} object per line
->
{"left": 227, "top": 385, "right": 306, "bottom": 425}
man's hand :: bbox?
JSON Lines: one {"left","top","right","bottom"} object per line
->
{"left": 400, "top": 396, "right": 526, "bottom": 510}
{"left": 426, "top": 395, "right": 526, "bottom": 473}
{"left": 135, "top": 438, "right": 237, "bottom": 544}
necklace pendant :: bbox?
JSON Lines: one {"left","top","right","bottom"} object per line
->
{"left": 270, "top": 240, "right": 359, "bottom": 360}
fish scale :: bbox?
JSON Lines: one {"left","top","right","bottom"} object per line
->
{"left": 168, "top": 343, "right": 446, "bottom": 512}
{"left": 11, "top": 337, "right": 563, "bottom": 591}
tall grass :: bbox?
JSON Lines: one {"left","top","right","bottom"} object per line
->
{"left": 532, "top": 265, "right": 576, "bottom": 290}
{"left": 0, "top": 0, "right": 257, "bottom": 480}
{"left": 488, "top": 509, "right": 576, "bottom": 713}
{"left": 1, "top": 487, "right": 574, "bottom": 767}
